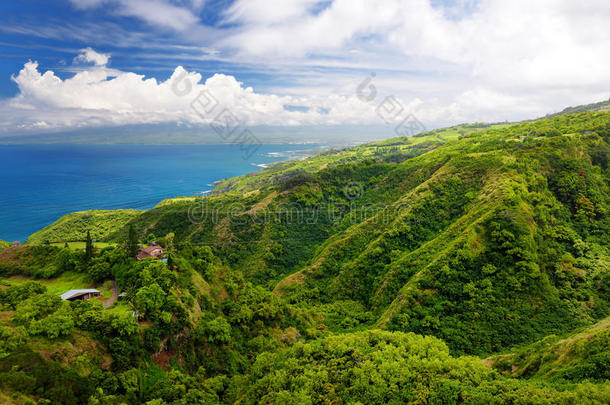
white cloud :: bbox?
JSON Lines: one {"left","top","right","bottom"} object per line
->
{"left": 68, "top": 0, "right": 200, "bottom": 30}
{"left": 74, "top": 47, "right": 110, "bottom": 66}
{"left": 223, "top": 0, "right": 321, "bottom": 25}
{"left": 2, "top": 53, "right": 386, "bottom": 133}
{"left": 3, "top": 0, "right": 610, "bottom": 135}
{"left": 216, "top": 0, "right": 610, "bottom": 121}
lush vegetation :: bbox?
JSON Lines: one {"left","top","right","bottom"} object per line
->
{"left": 488, "top": 315, "right": 610, "bottom": 383}
{"left": 243, "top": 330, "right": 610, "bottom": 404}
{"left": 1, "top": 110, "right": 609, "bottom": 403}
{"left": 27, "top": 210, "right": 141, "bottom": 245}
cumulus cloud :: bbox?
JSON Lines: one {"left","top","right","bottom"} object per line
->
{"left": 73, "top": 47, "right": 110, "bottom": 66}
{"left": 4, "top": 0, "right": 610, "bottom": 134}
{"left": 2, "top": 51, "right": 388, "bottom": 132}
{"left": 221, "top": 0, "right": 610, "bottom": 79}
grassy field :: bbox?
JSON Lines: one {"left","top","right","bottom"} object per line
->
{"left": 2, "top": 272, "right": 113, "bottom": 305}
{"left": 49, "top": 241, "right": 116, "bottom": 250}
{"left": 104, "top": 301, "right": 133, "bottom": 316}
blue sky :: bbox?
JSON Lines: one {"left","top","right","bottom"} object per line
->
{"left": 1, "top": 0, "right": 609, "bottom": 137}
{"left": 0, "top": 0, "right": 244, "bottom": 96}
{"left": 0, "top": 0, "right": 369, "bottom": 96}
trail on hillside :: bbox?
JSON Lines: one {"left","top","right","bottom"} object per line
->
{"left": 103, "top": 280, "right": 118, "bottom": 308}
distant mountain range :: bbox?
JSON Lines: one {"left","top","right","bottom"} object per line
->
{"left": 543, "top": 98, "right": 610, "bottom": 118}
{"left": 0, "top": 123, "right": 393, "bottom": 146}
{"left": 2, "top": 98, "right": 608, "bottom": 146}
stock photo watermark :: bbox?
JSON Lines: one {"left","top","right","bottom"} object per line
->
{"left": 356, "top": 72, "right": 426, "bottom": 137}
{"left": 171, "top": 69, "right": 262, "bottom": 160}
{"left": 170, "top": 69, "right": 426, "bottom": 234}
{"left": 187, "top": 197, "right": 417, "bottom": 227}
{"left": 186, "top": 181, "right": 419, "bottom": 229}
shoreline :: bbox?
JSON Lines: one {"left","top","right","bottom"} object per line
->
{"left": 1, "top": 144, "right": 329, "bottom": 243}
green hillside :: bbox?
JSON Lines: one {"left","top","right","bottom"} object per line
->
{"left": 487, "top": 315, "right": 610, "bottom": 382}
{"left": 544, "top": 98, "right": 610, "bottom": 118}
{"left": 2, "top": 111, "right": 610, "bottom": 403}
{"left": 27, "top": 210, "right": 142, "bottom": 245}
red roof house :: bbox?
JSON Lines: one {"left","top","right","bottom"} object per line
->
{"left": 137, "top": 245, "right": 164, "bottom": 260}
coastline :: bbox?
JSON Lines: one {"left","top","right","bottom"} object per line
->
{"left": 205, "top": 145, "right": 329, "bottom": 195}
{"left": 0, "top": 143, "right": 327, "bottom": 243}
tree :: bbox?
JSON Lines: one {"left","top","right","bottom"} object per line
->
{"left": 164, "top": 232, "right": 175, "bottom": 255}
{"left": 126, "top": 225, "right": 139, "bottom": 258}
{"left": 194, "top": 317, "right": 231, "bottom": 345}
{"left": 166, "top": 252, "right": 174, "bottom": 269}
{"left": 87, "top": 262, "right": 111, "bottom": 283}
{"left": 0, "top": 281, "right": 46, "bottom": 309}
{"left": 13, "top": 293, "right": 62, "bottom": 326}
{"left": 110, "top": 312, "right": 138, "bottom": 336}
{"left": 134, "top": 283, "right": 166, "bottom": 316}
{"left": 55, "top": 248, "right": 80, "bottom": 273}
{"left": 85, "top": 230, "right": 94, "bottom": 263}
{"left": 28, "top": 305, "right": 74, "bottom": 339}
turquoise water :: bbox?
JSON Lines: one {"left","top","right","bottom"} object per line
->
{"left": 0, "top": 144, "right": 320, "bottom": 242}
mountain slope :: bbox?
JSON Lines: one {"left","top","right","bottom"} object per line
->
{"left": 272, "top": 111, "right": 610, "bottom": 354}
{"left": 544, "top": 98, "right": 610, "bottom": 118}
{"left": 487, "top": 314, "right": 610, "bottom": 382}
{"left": 28, "top": 112, "right": 610, "bottom": 357}
{"left": 8, "top": 111, "right": 610, "bottom": 403}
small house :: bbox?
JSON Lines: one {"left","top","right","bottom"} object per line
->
{"left": 137, "top": 245, "right": 164, "bottom": 260}
{"left": 11, "top": 241, "right": 21, "bottom": 247}
{"left": 60, "top": 289, "right": 101, "bottom": 301}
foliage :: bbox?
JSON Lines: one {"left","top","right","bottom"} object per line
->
{"left": 0, "top": 281, "right": 46, "bottom": 309}
{"left": 0, "top": 349, "right": 94, "bottom": 404}
{"left": 1, "top": 110, "right": 610, "bottom": 403}
{"left": 11, "top": 293, "right": 75, "bottom": 339}
{"left": 0, "top": 240, "right": 11, "bottom": 250}
{"left": 85, "top": 230, "right": 94, "bottom": 263}
{"left": 489, "top": 316, "right": 610, "bottom": 383}
{"left": 241, "top": 330, "right": 610, "bottom": 404}
{"left": 125, "top": 225, "right": 139, "bottom": 259}
{"left": 27, "top": 209, "right": 140, "bottom": 245}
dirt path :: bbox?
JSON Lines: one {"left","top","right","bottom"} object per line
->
{"left": 103, "top": 280, "right": 118, "bottom": 308}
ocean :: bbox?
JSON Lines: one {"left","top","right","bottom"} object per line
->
{"left": 0, "top": 144, "right": 321, "bottom": 242}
